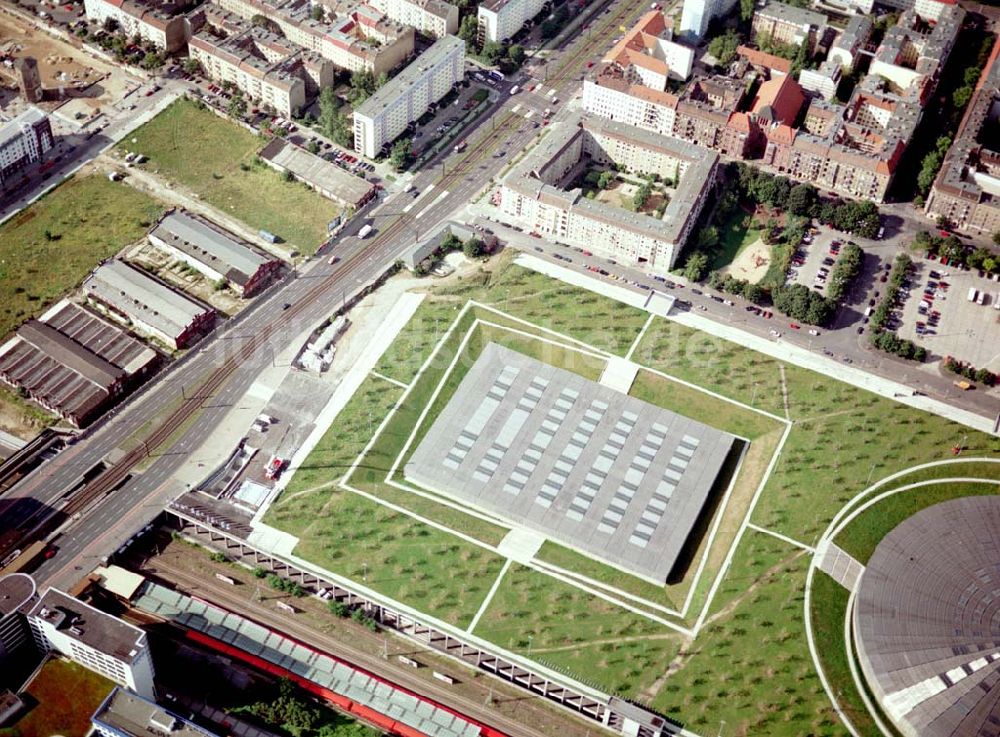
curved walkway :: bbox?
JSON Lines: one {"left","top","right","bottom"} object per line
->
{"left": 802, "top": 457, "right": 1000, "bottom": 737}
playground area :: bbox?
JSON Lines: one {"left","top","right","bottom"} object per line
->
{"left": 723, "top": 238, "right": 771, "bottom": 284}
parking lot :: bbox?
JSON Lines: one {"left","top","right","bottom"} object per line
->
{"left": 788, "top": 228, "right": 848, "bottom": 297}
{"left": 897, "top": 259, "right": 1000, "bottom": 371}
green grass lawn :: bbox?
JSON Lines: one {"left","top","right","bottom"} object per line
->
{"left": 122, "top": 99, "right": 337, "bottom": 253}
{"left": 266, "top": 258, "right": 1000, "bottom": 736}
{"left": 266, "top": 375, "right": 506, "bottom": 627}
{"left": 710, "top": 207, "right": 764, "bottom": 272}
{"left": 0, "top": 658, "right": 115, "bottom": 737}
{"left": 471, "top": 564, "right": 683, "bottom": 696}
{"left": 635, "top": 318, "right": 1000, "bottom": 546}
{"left": 653, "top": 531, "right": 842, "bottom": 736}
{"left": 807, "top": 572, "right": 880, "bottom": 737}
{"left": 446, "top": 260, "right": 649, "bottom": 356}
{"left": 834, "top": 479, "right": 1000, "bottom": 564}
{"left": 0, "top": 174, "right": 164, "bottom": 340}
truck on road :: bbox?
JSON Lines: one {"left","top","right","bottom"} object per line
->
{"left": 968, "top": 287, "right": 979, "bottom": 302}
{"left": 358, "top": 224, "right": 373, "bottom": 239}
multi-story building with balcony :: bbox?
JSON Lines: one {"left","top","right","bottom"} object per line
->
{"left": 498, "top": 113, "right": 717, "bottom": 274}
{"left": 352, "top": 34, "right": 464, "bottom": 157}
{"left": 0, "top": 107, "right": 53, "bottom": 191}
{"left": 367, "top": 0, "right": 457, "bottom": 37}
{"left": 476, "top": 0, "right": 545, "bottom": 44}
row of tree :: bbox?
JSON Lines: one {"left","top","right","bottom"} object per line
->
{"left": 232, "top": 678, "right": 379, "bottom": 737}
{"left": 826, "top": 243, "right": 863, "bottom": 303}
{"left": 913, "top": 230, "right": 999, "bottom": 274}
{"left": 869, "top": 329, "right": 926, "bottom": 362}
{"left": 869, "top": 253, "right": 911, "bottom": 331}
{"left": 706, "top": 271, "right": 767, "bottom": 304}
{"left": 943, "top": 356, "right": 997, "bottom": 387}
{"left": 771, "top": 283, "right": 836, "bottom": 326}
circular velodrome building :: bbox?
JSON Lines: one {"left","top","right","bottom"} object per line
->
{"left": 854, "top": 496, "right": 1000, "bottom": 737}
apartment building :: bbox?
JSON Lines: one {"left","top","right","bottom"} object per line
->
{"left": 581, "top": 11, "right": 695, "bottom": 136}
{"left": 0, "top": 107, "right": 53, "bottom": 191}
{"left": 213, "top": 0, "right": 414, "bottom": 75}
{"left": 29, "top": 588, "right": 156, "bottom": 700}
{"left": 367, "top": 0, "right": 457, "bottom": 37}
{"left": 191, "top": 14, "right": 334, "bottom": 116}
{"left": 678, "top": 0, "right": 737, "bottom": 42}
{"left": 925, "top": 41, "right": 1000, "bottom": 236}
{"left": 827, "top": 15, "right": 872, "bottom": 71}
{"left": 477, "top": 0, "right": 545, "bottom": 44}
{"left": 751, "top": 1, "right": 825, "bottom": 51}
{"left": 582, "top": 65, "right": 679, "bottom": 136}
{"left": 82, "top": 0, "right": 194, "bottom": 51}
{"left": 869, "top": 4, "right": 962, "bottom": 103}
{"left": 498, "top": 113, "right": 717, "bottom": 274}
{"left": 353, "top": 34, "right": 464, "bottom": 157}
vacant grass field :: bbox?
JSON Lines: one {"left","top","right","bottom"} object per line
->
{"left": 0, "top": 174, "right": 164, "bottom": 340}
{"left": 122, "top": 99, "right": 336, "bottom": 253}
{"left": 0, "top": 658, "right": 114, "bottom": 737}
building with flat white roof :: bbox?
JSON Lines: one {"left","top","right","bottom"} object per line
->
{"left": 92, "top": 687, "right": 221, "bottom": 737}
{"left": 28, "top": 588, "right": 156, "bottom": 700}
{"left": 353, "top": 34, "right": 464, "bottom": 158}
{"left": 498, "top": 112, "right": 717, "bottom": 274}
{"left": 148, "top": 211, "right": 282, "bottom": 297}
{"left": 679, "top": 0, "right": 737, "bottom": 42}
{"left": 83, "top": 261, "right": 215, "bottom": 350}
{"left": 367, "top": 0, "right": 457, "bottom": 37}
{"left": 0, "top": 107, "right": 53, "bottom": 192}
{"left": 476, "top": 0, "right": 545, "bottom": 44}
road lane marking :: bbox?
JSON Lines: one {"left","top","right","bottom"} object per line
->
{"left": 415, "top": 190, "right": 449, "bottom": 219}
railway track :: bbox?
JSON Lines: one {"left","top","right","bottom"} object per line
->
{"left": 141, "top": 556, "right": 571, "bottom": 737}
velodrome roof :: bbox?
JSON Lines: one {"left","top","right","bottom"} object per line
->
{"left": 149, "top": 211, "right": 275, "bottom": 288}
{"left": 854, "top": 496, "right": 1000, "bottom": 737}
{"left": 83, "top": 261, "right": 212, "bottom": 342}
{"left": 405, "top": 343, "right": 735, "bottom": 582}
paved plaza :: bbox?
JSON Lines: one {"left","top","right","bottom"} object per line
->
{"left": 405, "top": 343, "right": 736, "bottom": 582}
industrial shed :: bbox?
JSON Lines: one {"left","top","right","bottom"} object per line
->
{"left": 148, "top": 211, "right": 283, "bottom": 297}
{"left": 259, "top": 139, "right": 377, "bottom": 210}
{"left": 0, "top": 300, "right": 159, "bottom": 426}
{"left": 83, "top": 261, "right": 215, "bottom": 350}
